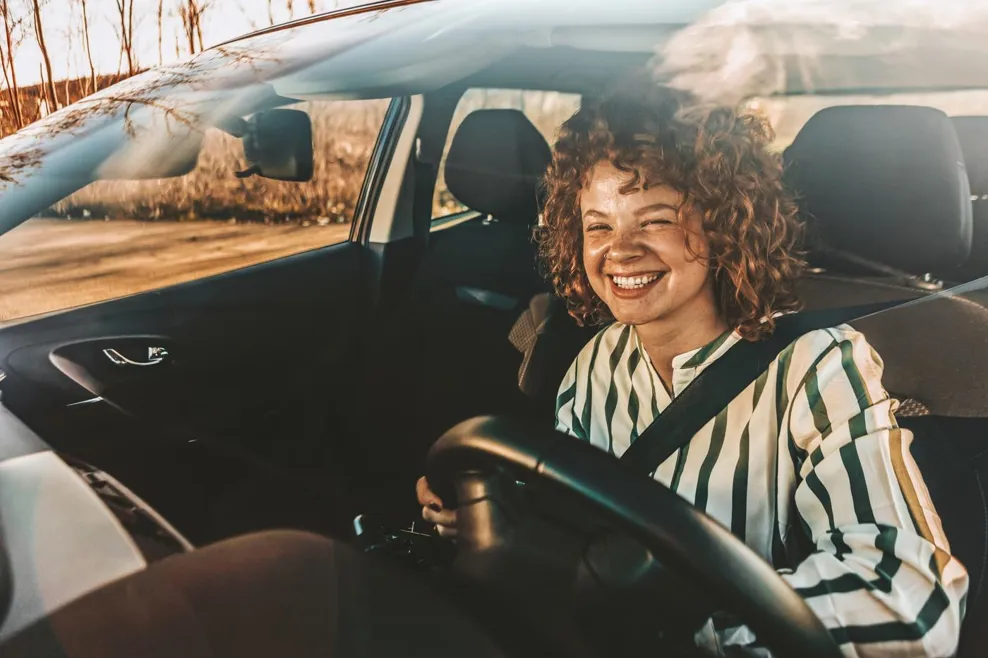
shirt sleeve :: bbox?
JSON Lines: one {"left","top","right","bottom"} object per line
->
{"left": 704, "top": 327, "right": 969, "bottom": 657}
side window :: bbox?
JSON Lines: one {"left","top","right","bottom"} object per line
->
{"left": 0, "top": 98, "right": 391, "bottom": 323}
{"left": 432, "top": 89, "right": 581, "bottom": 220}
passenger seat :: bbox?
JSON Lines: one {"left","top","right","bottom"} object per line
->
{"left": 352, "top": 110, "right": 554, "bottom": 513}
{"left": 406, "top": 109, "right": 554, "bottom": 432}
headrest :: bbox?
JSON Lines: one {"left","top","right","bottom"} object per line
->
{"left": 784, "top": 105, "right": 972, "bottom": 274}
{"left": 950, "top": 117, "right": 988, "bottom": 280}
{"left": 445, "top": 109, "right": 552, "bottom": 225}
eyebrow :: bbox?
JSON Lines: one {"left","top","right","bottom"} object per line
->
{"left": 634, "top": 203, "right": 680, "bottom": 216}
{"left": 582, "top": 203, "right": 680, "bottom": 220}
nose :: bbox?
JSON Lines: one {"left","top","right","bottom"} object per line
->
{"left": 607, "top": 227, "right": 646, "bottom": 263}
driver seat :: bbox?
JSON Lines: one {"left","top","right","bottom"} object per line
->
{"left": 507, "top": 104, "right": 988, "bottom": 655}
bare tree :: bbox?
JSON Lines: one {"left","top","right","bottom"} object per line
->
{"left": 31, "top": 0, "right": 58, "bottom": 110}
{"left": 179, "top": 0, "right": 208, "bottom": 54}
{"left": 156, "top": 0, "right": 164, "bottom": 64}
{"left": 37, "top": 61, "right": 47, "bottom": 115}
{"left": 267, "top": 0, "right": 275, "bottom": 27}
{"left": 0, "top": 0, "right": 24, "bottom": 129}
{"left": 285, "top": 0, "right": 294, "bottom": 18}
{"left": 114, "top": 0, "right": 138, "bottom": 76}
{"left": 77, "top": 0, "right": 97, "bottom": 94}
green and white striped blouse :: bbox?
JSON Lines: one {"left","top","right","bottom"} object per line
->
{"left": 555, "top": 322, "right": 968, "bottom": 656}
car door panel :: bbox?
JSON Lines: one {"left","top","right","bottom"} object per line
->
{"left": 0, "top": 240, "right": 367, "bottom": 461}
{"left": 0, "top": 240, "right": 371, "bottom": 543}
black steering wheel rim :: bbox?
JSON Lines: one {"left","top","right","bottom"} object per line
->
{"left": 427, "top": 415, "right": 842, "bottom": 658}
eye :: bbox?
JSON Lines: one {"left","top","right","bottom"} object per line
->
{"left": 585, "top": 223, "right": 611, "bottom": 233}
{"left": 642, "top": 218, "right": 674, "bottom": 228}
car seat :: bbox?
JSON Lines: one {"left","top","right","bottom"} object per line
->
{"left": 351, "top": 109, "right": 554, "bottom": 516}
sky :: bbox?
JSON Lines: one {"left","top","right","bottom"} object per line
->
{"left": 8, "top": 0, "right": 360, "bottom": 85}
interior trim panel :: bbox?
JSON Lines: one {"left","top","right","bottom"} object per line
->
{"left": 0, "top": 446, "right": 147, "bottom": 641}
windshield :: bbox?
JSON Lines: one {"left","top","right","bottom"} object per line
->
{"left": 0, "top": 0, "right": 986, "bottom": 322}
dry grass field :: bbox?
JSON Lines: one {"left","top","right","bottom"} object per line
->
{"left": 0, "top": 218, "right": 351, "bottom": 322}
{"left": 54, "top": 99, "right": 391, "bottom": 224}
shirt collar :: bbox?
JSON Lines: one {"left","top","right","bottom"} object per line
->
{"left": 633, "top": 325, "right": 743, "bottom": 374}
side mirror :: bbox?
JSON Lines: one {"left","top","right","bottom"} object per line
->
{"left": 239, "top": 109, "right": 314, "bottom": 182}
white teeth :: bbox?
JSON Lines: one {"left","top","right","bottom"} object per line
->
{"left": 611, "top": 274, "right": 661, "bottom": 289}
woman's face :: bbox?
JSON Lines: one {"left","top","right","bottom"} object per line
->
{"left": 581, "top": 161, "right": 716, "bottom": 329}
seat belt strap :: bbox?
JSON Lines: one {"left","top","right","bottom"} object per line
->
{"left": 618, "top": 300, "right": 905, "bottom": 476}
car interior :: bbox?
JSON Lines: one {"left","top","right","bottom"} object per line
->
{"left": 1, "top": 8, "right": 988, "bottom": 656}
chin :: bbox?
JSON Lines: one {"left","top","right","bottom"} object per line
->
{"left": 604, "top": 303, "right": 664, "bottom": 327}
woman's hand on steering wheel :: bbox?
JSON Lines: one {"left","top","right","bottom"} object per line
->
{"left": 416, "top": 476, "right": 459, "bottom": 537}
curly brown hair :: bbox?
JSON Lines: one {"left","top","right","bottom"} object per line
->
{"left": 537, "top": 83, "right": 804, "bottom": 341}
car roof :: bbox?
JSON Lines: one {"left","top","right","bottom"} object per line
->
{"left": 209, "top": 0, "right": 988, "bottom": 99}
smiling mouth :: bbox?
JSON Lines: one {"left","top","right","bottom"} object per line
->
{"left": 609, "top": 273, "right": 665, "bottom": 290}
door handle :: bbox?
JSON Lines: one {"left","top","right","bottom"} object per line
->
{"left": 103, "top": 346, "right": 169, "bottom": 367}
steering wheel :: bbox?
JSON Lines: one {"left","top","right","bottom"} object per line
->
{"left": 427, "top": 415, "right": 842, "bottom": 658}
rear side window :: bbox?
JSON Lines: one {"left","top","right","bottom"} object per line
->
{"left": 0, "top": 98, "right": 391, "bottom": 323}
{"left": 432, "top": 89, "right": 581, "bottom": 219}
{"left": 747, "top": 89, "right": 988, "bottom": 149}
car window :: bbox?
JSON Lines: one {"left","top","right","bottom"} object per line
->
{"left": 0, "top": 98, "right": 391, "bottom": 323}
{"left": 432, "top": 89, "right": 581, "bottom": 220}
{"left": 747, "top": 89, "right": 988, "bottom": 149}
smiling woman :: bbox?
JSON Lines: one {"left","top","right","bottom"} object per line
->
{"left": 536, "top": 81, "right": 969, "bottom": 656}
{"left": 538, "top": 82, "right": 804, "bottom": 341}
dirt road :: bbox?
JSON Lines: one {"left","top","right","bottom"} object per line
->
{"left": 0, "top": 218, "right": 352, "bottom": 322}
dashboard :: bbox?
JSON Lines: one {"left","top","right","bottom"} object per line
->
{"left": 0, "top": 400, "right": 190, "bottom": 641}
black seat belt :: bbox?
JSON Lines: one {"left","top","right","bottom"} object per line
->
{"left": 618, "top": 300, "right": 906, "bottom": 476}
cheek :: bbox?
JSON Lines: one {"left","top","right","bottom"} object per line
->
{"left": 581, "top": 240, "right": 608, "bottom": 294}
{"left": 582, "top": 239, "right": 605, "bottom": 275}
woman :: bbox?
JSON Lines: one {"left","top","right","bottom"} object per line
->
{"left": 418, "top": 84, "right": 968, "bottom": 656}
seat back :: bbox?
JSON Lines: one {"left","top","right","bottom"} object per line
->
{"left": 784, "top": 104, "right": 972, "bottom": 276}
{"left": 353, "top": 110, "right": 555, "bottom": 514}
{"left": 408, "top": 109, "right": 554, "bottom": 431}
{"left": 784, "top": 105, "right": 985, "bottom": 416}
{"left": 785, "top": 105, "right": 988, "bottom": 649}
{"left": 412, "top": 109, "right": 553, "bottom": 326}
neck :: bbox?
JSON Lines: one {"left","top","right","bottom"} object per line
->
{"left": 635, "top": 305, "right": 729, "bottom": 389}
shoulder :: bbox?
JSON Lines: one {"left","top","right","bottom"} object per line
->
{"left": 572, "top": 322, "right": 628, "bottom": 365}
{"left": 780, "top": 324, "right": 887, "bottom": 390}
{"left": 559, "top": 323, "right": 627, "bottom": 383}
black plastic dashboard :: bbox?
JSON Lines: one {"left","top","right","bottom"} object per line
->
{"left": 0, "top": 397, "right": 191, "bottom": 641}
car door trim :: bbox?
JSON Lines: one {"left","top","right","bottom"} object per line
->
{"left": 357, "top": 96, "right": 425, "bottom": 245}
{"left": 351, "top": 96, "right": 412, "bottom": 244}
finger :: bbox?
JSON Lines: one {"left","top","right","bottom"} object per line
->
{"left": 422, "top": 506, "right": 457, "bottom": 527}
{"left": 435, "top": 523, "right": 458, "bottom": 538}
{"left": 416, "top": 476, "right": 443, "bottom": 509}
